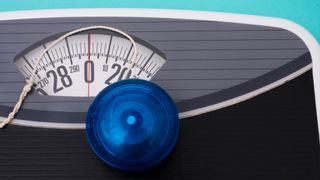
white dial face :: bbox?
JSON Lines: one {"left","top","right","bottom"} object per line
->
{"left": 14, "top": 32, "right": 166, "bottom": 97}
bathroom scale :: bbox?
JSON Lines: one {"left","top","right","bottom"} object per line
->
{"left": 0, "top": 1, "right": 319, "bottom": 179}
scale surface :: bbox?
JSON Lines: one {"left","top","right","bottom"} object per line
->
{"left": 0, "top": 7, "right": 319, "bottom": 179}
{"left": 0, "top": 9, "right": 319, "bottom": 130}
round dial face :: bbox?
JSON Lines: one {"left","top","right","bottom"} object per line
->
{"left": 14, "top": 32, "right": 166, "bottom": 97}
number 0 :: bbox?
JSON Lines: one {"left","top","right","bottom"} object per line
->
{"left": 84, "top": 61, "right": 94, "bottom": 83}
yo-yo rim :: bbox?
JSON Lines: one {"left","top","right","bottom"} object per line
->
{"left": 86, "top": 79, "right": 179, "bottom": 171}
{"left": 95, "top": 89, "right": 170, "bottom": 164}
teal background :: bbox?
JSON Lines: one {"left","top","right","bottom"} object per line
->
{"left": 0, "top": 0, "right": 319, "bottom": 42}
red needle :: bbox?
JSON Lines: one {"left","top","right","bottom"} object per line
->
{"left": 87, "top": 33, "right": 91, "bottom": 97}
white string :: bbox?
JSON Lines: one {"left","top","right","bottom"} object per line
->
{"left": 0, "top": 25, "right": 138, "bottom": 128}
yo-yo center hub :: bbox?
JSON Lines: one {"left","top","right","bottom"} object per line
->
{"left": 96, "top": 92, "right": 169, "bottom": 148}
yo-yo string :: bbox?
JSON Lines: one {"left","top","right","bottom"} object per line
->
{"left": 0, "top": 25, "right": 138, "bottom": 128}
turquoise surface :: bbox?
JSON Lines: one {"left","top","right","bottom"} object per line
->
{"left": 0, "top": 0, "right": 319, "bottom": 42}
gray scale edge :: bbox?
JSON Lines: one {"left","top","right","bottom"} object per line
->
{"left": 0, "top": 17, "right": 310, "bottom": 124}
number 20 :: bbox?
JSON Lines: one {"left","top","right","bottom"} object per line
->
{"left": 105, "top": 63, "right": 131, "bottom": 85}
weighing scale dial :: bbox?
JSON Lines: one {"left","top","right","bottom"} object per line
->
{"left": 14, "top": 32, "right": 166, "bottom": 97}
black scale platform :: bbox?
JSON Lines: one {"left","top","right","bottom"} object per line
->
{"left": 0, "top": 70, "right": 319, "bottom": 180}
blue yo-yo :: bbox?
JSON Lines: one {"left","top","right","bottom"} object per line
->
{"left": 86, "top": 79, "right": 179, "bottom": 171}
